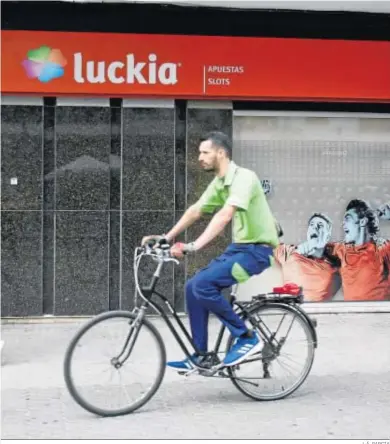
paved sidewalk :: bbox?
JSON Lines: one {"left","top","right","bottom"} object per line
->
{"left": 1, "top": 313, "right": 390, "bottom": 439}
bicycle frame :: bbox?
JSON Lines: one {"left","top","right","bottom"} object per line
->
{"left": 136, "top": 279, "right": 234, "bottom": 361}
{"left": 132, "top": 246, "right": 317, "bottom": 369}
{"left": 132, "top": 247, "right": 248, "bottom": 364}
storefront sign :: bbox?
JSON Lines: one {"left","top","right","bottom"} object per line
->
{"left": 2, "top": 30, "right": 390, "bottom": 101}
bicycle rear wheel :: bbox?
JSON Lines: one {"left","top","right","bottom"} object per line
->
{"left": 227, "top": 303, "right": 315, "bottom": 401}
{"left": 64, "top": 310, "right": 166, "bottom": 417}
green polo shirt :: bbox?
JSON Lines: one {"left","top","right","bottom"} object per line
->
{"left": 194, "top": 161, "right": 279, "bottom": 248}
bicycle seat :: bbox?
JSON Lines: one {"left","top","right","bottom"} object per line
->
{"left": 272, "top": 283, "right": 302, "bottom": 296}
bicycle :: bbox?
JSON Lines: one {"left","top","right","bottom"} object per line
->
{"left": 64, "top": 241, "right": 318, "bottom": 417}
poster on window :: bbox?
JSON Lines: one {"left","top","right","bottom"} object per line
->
{"left": 272, "top": 200, "right": 390, "bottom": 302}
{"left": 233, "top": 115, "right": 390, "bottom": 302}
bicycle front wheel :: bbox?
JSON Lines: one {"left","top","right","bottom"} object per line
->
{"left": 64, "top": 310, "right": 166, "bottom": 417}
{"left": 227, "top": 303, "right": 315, "bottom": 401}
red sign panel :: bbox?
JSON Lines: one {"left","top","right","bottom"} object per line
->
{"left": 2, "top": 30, "right": 390, "bottom": 101}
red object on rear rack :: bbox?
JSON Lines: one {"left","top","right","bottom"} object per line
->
{"left": 272, "top": 283, "right": 302, "bottom": 296}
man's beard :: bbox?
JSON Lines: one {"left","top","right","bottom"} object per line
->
{"left": 202, "top": 164, "right": 217, "bottom": 173}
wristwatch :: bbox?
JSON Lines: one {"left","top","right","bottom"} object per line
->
{"left": 183, "top": 242, "right": 196, "bottom": 253}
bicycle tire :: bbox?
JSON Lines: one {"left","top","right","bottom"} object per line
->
{"left": 227, "top": 302, "right": 315, "bottom": 401}
{"left": 64, "top": 310, "right": 166, "bottom": 417}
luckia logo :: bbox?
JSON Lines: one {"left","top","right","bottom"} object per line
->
{"left": 73, "top": 53, "right": 179, "bottom": 85}
{"left": 22, "top": 46, "right": 67, "bottom": 83}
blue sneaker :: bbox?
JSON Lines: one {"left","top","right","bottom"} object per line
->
{"left": 223, "top": 333, "right": 263, "bottom": 366}
{"left": 167, "top": 354, "right": 201, "bottom": 371}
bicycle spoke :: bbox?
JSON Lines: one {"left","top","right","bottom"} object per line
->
{"left": 278, "top": 352, "right": 308, "bottom": 367}
{"left": 278, "top": 338, "right": 314, "bottom": 345}
{"left": 117, "top": 369, "right": 132, "bottom": 406}
{"left": 276, "top": 357, "right": 301, "bottom": 375}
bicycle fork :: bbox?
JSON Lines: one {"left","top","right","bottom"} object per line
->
{"left": 111, "top": 307, "right": 146, "bottom": 369}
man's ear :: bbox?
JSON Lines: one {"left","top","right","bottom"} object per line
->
{"left": 217, "top": 147, "right": 226, "bottom": 157}
{"left": 359, "top": 217, "right": 368, "bottom": 228}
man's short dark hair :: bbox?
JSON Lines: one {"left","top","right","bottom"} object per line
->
{"left": 308, "top": 212, "right": 333, "bottom": 228}
{"left": 200, "top": 131, "right": 232, "bottom": 159}
{"left": 346, "top": 199, "right": 379, "bottom": 236}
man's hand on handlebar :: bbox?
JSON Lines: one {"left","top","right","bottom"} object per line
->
{"left": 141, "top": 235, "right": 197, "bottom": 258}
{"left": 170, "top": 242, "right": 197, "bottom": 259}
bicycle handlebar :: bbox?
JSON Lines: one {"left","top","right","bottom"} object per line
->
{"left": 133, "top": 241, "right": 180, "bottom": 308}
{"left": 137, "top": 241, "right": 180, "bottom": 265}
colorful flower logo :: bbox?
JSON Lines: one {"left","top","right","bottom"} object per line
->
{"left": 22, "top": 46, "right": 67, "bottom": 83}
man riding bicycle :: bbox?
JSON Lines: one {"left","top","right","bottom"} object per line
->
{"left": 142, "top": 131, "right": 280, "bottom": 370}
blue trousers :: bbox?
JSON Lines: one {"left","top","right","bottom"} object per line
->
{"left": 186, "top": 243, "right": 273, "bottom": 353}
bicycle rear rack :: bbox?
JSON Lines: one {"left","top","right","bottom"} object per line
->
{"left": 253, "top": 292, "right": 304, "bottom": 304}
{"left": 236, "top": 293, "right": 317, "bottom": 330}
